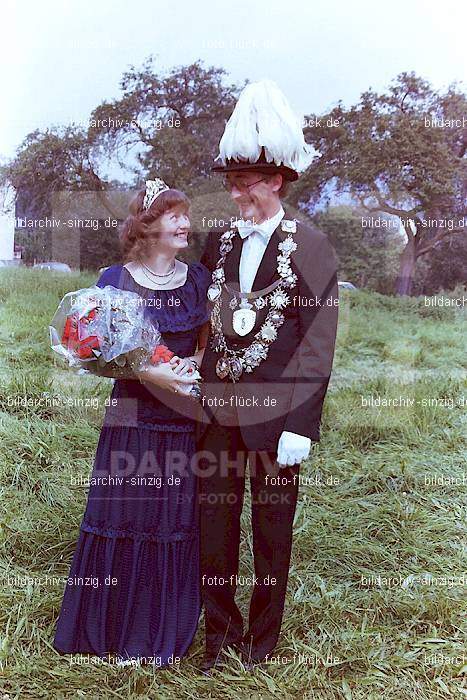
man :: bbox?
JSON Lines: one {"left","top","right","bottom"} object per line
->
{"left": 196, "top": 80, "right": 338, "bottom": 671}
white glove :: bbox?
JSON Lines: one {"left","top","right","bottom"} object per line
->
{"left": 277, "top": 431, "right": 311, "bottom": 467}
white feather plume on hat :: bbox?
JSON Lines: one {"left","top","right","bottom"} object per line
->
{"left": 215, "top": 79, "right": 317, "bottom": 174}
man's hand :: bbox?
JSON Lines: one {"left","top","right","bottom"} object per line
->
{"left": 277, "top": 431, "right": 311, "bottom": 467}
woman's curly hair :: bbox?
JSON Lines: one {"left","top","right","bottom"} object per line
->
{"left": 119, "top": 188, "right": 190, "bottom": 262}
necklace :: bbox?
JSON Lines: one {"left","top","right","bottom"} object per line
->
{"left": 207, "top": 219, "right": 299, "bottom": 382}
{"left": 139, "top": 260, "right": 177, "bottom": 286}
{"left": 141, "top": 260, "right": 176, "bottom": 277}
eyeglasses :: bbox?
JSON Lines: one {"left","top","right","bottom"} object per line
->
{"left": 222, "top": 177, "right": 268, "bottom": 193}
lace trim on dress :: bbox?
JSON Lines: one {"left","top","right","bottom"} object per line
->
{"left": 102, "top": 414, "right": 196, "bottom": 432}
{"left": 81, "top": 522, "right": 198, "bottom": 543}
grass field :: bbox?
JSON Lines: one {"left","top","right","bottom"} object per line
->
{"left": 0, "top": 269, "right": 466, "bottom": 699}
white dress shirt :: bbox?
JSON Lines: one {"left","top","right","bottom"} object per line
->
{"left": 234, "top": 205, "right": 312, "bottom": 467}
{"left": 237, "top": 206, "right": 285, "bottom": 293}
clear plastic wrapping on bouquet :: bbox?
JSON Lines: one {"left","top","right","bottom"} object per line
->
{"left": 49, "top": 285, "right": 161, "bottom": 378}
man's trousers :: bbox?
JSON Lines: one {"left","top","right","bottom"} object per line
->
{"left": 197, "top": 408, "right": 300, "bottom": 662}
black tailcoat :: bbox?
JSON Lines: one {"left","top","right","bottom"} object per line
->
{"left": 196, "top": 211, "right": 338, "bottom": 450}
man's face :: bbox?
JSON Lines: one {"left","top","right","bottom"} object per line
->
{"left": 224, "top": 171, "right": 282, "bottom": 223}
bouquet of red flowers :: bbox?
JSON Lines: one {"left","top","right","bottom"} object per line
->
{"left": 49, "top": 285, "right": 201, "bottom": 398}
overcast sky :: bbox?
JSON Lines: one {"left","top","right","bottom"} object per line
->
{"left": 1, "top": 0, "right": 466, "bottom": 162}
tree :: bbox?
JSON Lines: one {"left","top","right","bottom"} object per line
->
{"left": 1, "top": 127, "right": 128, "bottom": 266}
{"left": 88, "top": 58, "right": 242, "bottom": 192}
{"left": 313, "top": 205, "right": 402, "bottom": 293}
{"left": 415, "top": 234, "right": 467, "bottom": 295}
{"left": 294, "top": 73, "right": 467, "bottom": 295}
{"left": 1, "top": 57, "right": 242, "bottom": 268}
{"left": 1, "top": 127, "right": 109, "bottom": 220}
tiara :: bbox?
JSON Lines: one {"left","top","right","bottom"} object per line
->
{"left": 142, "top": 178, "right": 170, "bottom": 211}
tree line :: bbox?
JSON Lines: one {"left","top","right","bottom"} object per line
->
{"left": 2, "top": 58, "right": 466, "bottom": 295}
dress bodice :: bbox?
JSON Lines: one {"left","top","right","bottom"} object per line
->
{"left": 95, "top": 262, "right": 211, "bottom": 430}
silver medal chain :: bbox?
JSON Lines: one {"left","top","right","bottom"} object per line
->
{"left": 208, "top": 226, "right": 298, "bottom": 382}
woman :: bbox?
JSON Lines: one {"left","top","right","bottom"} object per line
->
{"left": 53, "top": 180, "right": 210, "bottom": 667}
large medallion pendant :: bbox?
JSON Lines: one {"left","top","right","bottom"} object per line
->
{"left": 207, "top": 283, "right": 222, "bottom": 302}
{"left": 232, "top": 308, "right": 256, "bottom": 336}
{"left": 215, "top": 355, "right": 243, "bottom": 381}
{"left": 229, "top": 357, "right": 243, "bottom": 381}
{"left": 215, "top": 356, "right": 230, "bottom": 379}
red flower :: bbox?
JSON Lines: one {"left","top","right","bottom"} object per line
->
{"left": 150, "top": 344, "right": 175, "bottom": 365}
{"left": 61, "top": 311, "right": 102, "bottom": 359}
{"left": 62, "top": 316, "right": 73, "bottom": 343}
{"left": 76, "top": 336, "right": 101, "bottom": 358}
{"left": 62, "top": 314, "right": 80, "bottom": 350}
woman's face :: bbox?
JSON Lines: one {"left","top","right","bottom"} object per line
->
{"left": 150, "top": 205, "right": 190, "bottom": 251}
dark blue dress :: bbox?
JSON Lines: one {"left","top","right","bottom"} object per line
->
{"left": 54, "top": 262, "right": 211, "bottom": 666}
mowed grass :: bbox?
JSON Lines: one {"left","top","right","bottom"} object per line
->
{"left": 0, "top": 268, "right": 466, "bottom": 700}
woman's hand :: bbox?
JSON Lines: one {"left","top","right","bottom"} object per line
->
{"left": 168, "top": 355, "right": 196, "bottom": 376}
{"left": 136, "top": 362, "right": 194, "bottom": 394}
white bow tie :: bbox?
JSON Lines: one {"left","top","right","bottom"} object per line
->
{"left": 236, "top": 219, "right": 273, "bottom": 239}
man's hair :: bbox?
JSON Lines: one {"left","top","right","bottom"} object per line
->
{"left": 277, "top": 178, "right": 289, "bottom": 199}
{"left": 261, "top": 172, "right": 289, "bottom": 199}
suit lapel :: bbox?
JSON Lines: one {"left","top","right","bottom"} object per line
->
{"left": 251, "top": 208, "right": 296, "bottom": 292}
{"left": 223, "top": 232, "right": 242, "bottom": 290}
